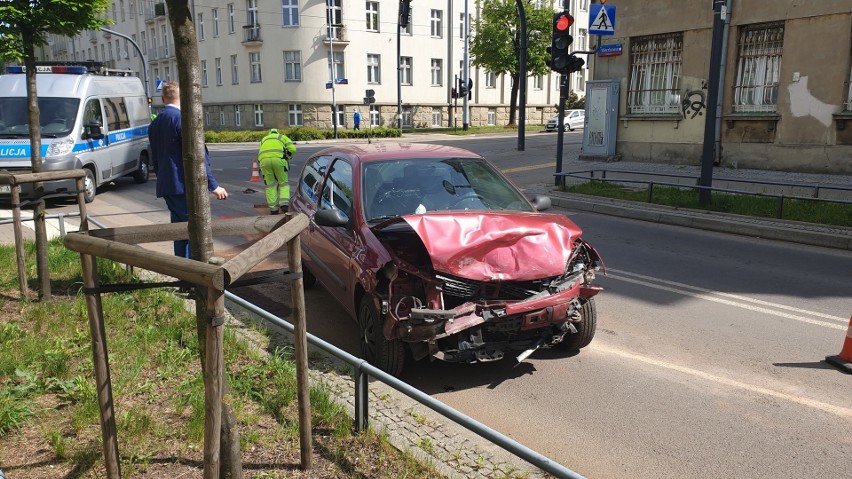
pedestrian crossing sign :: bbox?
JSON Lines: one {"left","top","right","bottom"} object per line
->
{"left": 589, "top": 4, "right": 616, "bottom": 36}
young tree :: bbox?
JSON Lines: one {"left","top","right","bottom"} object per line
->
{"left": 164, "top": 1, "right": 242, "bottom": 476}
{"left": 470, "top": 0, "right": 552, "bottom": 126}
{"left": 0, "top": 0, "right": 110, "bottom": 299}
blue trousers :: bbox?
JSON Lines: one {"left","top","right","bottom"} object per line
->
{"left": 164, "top": 194, "right": 190, "bottom": 258}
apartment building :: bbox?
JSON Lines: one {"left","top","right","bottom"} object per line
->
{"left": 39, "top": 0, "right": 592, "bottom": 131}
{"left": 589, "top": 0, "right": 852, "bottom": 174}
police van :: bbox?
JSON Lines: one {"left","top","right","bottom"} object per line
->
{"left": 0, "top": 62, "right": 151, "bottom": 203}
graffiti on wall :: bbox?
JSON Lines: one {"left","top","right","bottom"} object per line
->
{"left": 681, "top": 89, "right": 707, "bottom": 119}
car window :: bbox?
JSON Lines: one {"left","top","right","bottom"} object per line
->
{"left": 321, "top": 159, "right": 353, "bottom": 221}
{"left": 299, "top": 155, "right": 332, "bottom": 204}
{"left": 83, "top": 99, "right": 104, "bottom": 128}
{"left": 363, "top": 157, "right": 532, "bottom": 221}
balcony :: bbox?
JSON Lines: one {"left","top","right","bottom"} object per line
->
{"left": 148, "top": 48, "right": 159, "bottom": 61}
{"left": 242, "top": 24, "right": 262, "bottom": 45}
{"left": 322, "top": 24, "right": 349, "bottom": 47}
{"left": 146, "top": 2, "right": 165, "bottom": 23}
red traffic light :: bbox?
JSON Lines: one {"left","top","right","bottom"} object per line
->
{"left": 555, "top": 13, "right": 574, "bottom": 31}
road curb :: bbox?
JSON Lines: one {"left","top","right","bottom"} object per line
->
{"left": 547, "top": 192, "right": 852, "bottom": 251}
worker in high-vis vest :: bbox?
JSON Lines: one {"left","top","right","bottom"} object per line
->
{"left": 257, "top": 128, "right": 296, "bottom": 214}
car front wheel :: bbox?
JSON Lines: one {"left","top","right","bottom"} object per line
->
{"left": 556, "top": 298, "right": 597, "bottom": 351}
{"left": 358, "top": 295, "right": 405, "bottom": 377}
{"left": 83, "top": 167, "right": 96, "bottom": 203}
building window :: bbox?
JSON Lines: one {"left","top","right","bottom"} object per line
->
{"left": 459, "top": 13, "right": 469, "bottom": 41}
{"left": 289, "top": 104, "right": 303, "bottom": 126}
{"left": 401, "top": 108, "right": 411, "bottom": 128}
{"left": 733, "top": 23, "right": 784, "bottom": 113}
{"left": 161, "top": 25, "right": 168, "bottom": 57}
{"left": 228, "top": 3, "right": 235, "bottom": 34}
{"left": 201, "top": 60, "right": 208, "bottom": 87}
{"left": 250, "top": 52, "right": 262, "bottom": 83}
{"left": 219, "top": 110, "right": 225, "bottom": 126}
{"left": 205, "top": 111, "right": 211, "bottom": 127}
{"left": 366, "top": 2, "right": 379, "bottom": 32}
{"left": 401, "top": 12, "right": 412, "bottom": 35}
{"left": 334, "top": 105, "right": 345, "bottom": 129}
{"left": 487, "top": 108, "right": 496, "bottom": 126}
{"left": 329, "top": 51, "right": 344, "bottom": 82}
{"left": 246, "top": 0, "right": 258, "bottom": 27}
{"left": 231, "top": 54, "right": 239, "bottom": 84}
{"left": 215, "top": 57, "right": 222, "bottom": 85}
{"left": 431, "top": 59, "right": 442, "bottom": 86}
{"left": 627, "top": 33, "right": 683, "bottom": 114}
{"left": 212, "top": 9, "right": 220, "bottom": 37}
{"left": 485, "top": 71, "right": 496, "bottom": 88}
{"left": 400, "top": 56, "right": 412, "bottom": 85}
{"left": 431, "top": 107, "right": 442, "bottom": 127}
{"left": 131, "top": 34, "right": 137, "bottom": 56}
{"left": 533, "top": 75, "right": 543, "bottom": 90}
{"left": 845, "top": 64, "right": 852, "bottom": 111}
{"left": 579, "top": 0, "right": 588, "bottom": 11}
{"left": 575, "top": 72, "right": 585, "bottom": 93}
{"left": 119, "top": 0, "right": 125, "bottom": 22}
{"left": 371, "top": 105, "right": 381, "bottom": 126}
{"left": 327, "top": 0, "right": 342, "bottom": 26}
{"left": 234, "top": 104, "right": 241, "bottom": 126}
{"left": 367, "top": 54, "right": 380, "bottom": 83}
{"left": 282, "top": 0, "right": 299, "bottom": 27}
{"left": 431, "top": 10, "right": 443, "bottom": 38}
{"left": 164, "top": 65, "right": 171, "bottom": 81}
{"left": 254, "top": 104, "right": 263, "bottom": 126}
{"left": 578, "top": 29, "right": 587, "bottom": 51}
{"left": 284, "top": 50, "right": 301, "bottom": 81}
{"left": 198, "top": 13, "right": 205, "bottom": 40}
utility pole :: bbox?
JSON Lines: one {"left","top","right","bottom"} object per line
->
{"left": 462, "top": 0, "right": 470, "bottom": 130}
{"left": 515, "top": 0, "right": 527, "bottom": 151}
{"left": 699, "top": 0, "right": 726, "bottom": 204}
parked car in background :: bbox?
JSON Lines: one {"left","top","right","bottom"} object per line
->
{"left": 290, "top": 143, "right": 604, "bottom": 376}
{"left": 545, "top": 109, "right": 585, "bottom": 132}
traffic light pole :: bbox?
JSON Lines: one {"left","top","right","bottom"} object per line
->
{"left": 555, "top": 73, "right": 568, "bottom": 187}
{"left": 699, "top": 0, "right": 726, "bottom": 205}
{"left": 462, "top": 0, "right": 470, "bottom": 131}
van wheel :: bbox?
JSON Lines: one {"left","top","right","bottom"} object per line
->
{"left": 133, "top": 152, "right": 150, "bottom": 184}
{"left": 83, "top": 168, "right": 96, "bottom": 203}
{"left": 358, "top": 295, "right": 405, "bottom": 377}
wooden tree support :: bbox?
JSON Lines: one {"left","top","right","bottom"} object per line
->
{"left": 64, "top": 213, "right": 311, "bottom": 478}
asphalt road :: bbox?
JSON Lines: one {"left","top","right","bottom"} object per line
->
{"left": 9, "top": 132, "right": 851, "bottom": 478}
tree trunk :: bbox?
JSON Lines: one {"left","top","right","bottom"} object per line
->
{"left": 22, "top": 31, "right": 51, "bottom": 299}
{"left": 508, "top": 72, "right": 520, "bottom": 126}
{"left": 166, "top": 1, "right": 241, "bottom": 477}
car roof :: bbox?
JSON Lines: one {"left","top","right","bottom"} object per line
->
{"left": 314, "top": 142, "right": 483, "bottom": 163}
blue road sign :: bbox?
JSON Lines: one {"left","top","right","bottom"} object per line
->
{"left": 325, "top": 82, "right": 333, "bottom": 89}
{"left": 589, "top": 4, "right": 616, "bottom": 36}
{"left": 156, "top": 79, "right": 166, "bottom": 91}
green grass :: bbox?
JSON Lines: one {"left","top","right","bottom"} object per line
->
{"left": 565, "top": 180, "right": 852, "bottom": 227}
{"left": 0, "top": 238, "right": 442, "bottom": 478}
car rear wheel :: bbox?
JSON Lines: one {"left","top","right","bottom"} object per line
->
{"left": 358, "top": 295, "right": 405, "bottom": 377}
{"left": 557, "top": 298, "right": 596, "bottom": 351}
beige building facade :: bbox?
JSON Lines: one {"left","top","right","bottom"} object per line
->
{"left": 39, "top": 0, "right": 593, "bottom": 131}
{"left": 589, "top": 0, "right": 852, "bottom": 174}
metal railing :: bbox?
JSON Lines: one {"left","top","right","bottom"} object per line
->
{"left": 557, "top": 169, "right": 852, "bottom": 219}
{"left": 225, "top": 291, "right": 586, "bottom": 479}
{"left": 0, "top": 211, "right": 107, "bottom": 237}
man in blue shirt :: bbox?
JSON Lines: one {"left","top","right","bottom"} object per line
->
{"left": 148, "top": 81, "right": 228, "bottom": 258}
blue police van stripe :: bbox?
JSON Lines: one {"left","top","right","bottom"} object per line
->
{"left": 0, "top": 125, "right": 149, "bottom": 159}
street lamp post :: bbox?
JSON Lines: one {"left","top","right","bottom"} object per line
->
{"left": 101, "top": 27, "right": 152, "bottom": 117}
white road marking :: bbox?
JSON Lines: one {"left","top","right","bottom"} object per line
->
{"left": 593, "top": 344, "right": 852, "bottom": 420}
{"left": 606, "top": 269, "right": 848, "bottom": 331}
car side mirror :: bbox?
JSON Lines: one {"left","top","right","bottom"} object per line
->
{"left": 530, "top": 195, "right": 551, "bottom": 211}
{"left": 84, "top": 122, "right": 103, "bottom": 140}
{"left": 315, "top": 208, "right": 349, "bottom": 227}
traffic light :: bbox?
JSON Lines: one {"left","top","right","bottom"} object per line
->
{"left": 399, "top": 0, "right": 412, "bottom": 29}
{"left": 550, "top": 11, "right": 574, "bottom": 73}
{"left": 567, "top": 54, "right": 585, "bottom": 73}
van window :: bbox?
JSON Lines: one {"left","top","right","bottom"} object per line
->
{"left": 83, "top": 99, "right": 104, "bottom": 128}
{"left": 0, "top": 97, "right": 79, "bottom": 137}
{"left": 103, "top": 97, "right": 130, "bottom": 130}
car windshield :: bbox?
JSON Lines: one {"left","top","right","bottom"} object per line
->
{"left": 0, "top": 97, "right": 80, "bottom": 137}
{"left": 362, "top": 156, "right": 533, "bottom": 222}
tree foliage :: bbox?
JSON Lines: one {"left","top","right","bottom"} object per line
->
{"left": 0, "top": 0, "right": 110, "bottom": 62}
{"left": 470, "top": 0, "right": 553, "bottom": 124}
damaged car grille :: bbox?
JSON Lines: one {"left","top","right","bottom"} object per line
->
{"left": 436, "top": 273, "right": 550, "bottom": 301}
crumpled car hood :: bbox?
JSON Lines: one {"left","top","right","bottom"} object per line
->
{"left": 374, "top": 212, "right": 583, "bottom": 281}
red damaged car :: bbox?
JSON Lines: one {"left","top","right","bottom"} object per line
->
{"left": 291, "top": 143, "right": 603, "bottom": 376}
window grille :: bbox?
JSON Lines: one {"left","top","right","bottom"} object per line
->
{"left": 628, "top": 33, "right": 682, "bottom": 114}
{"left": 733, "top": 23, "right": 784, "bottom": 113}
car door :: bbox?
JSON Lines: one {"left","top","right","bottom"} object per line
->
{"left": 102, "top": 96, "right": 135, "bottom": 178}
{"left": 81, "top": 98, "right": 108, "bottom": 181}
{"left": 313, "top": 158, "right": 357, "bottom": 314}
